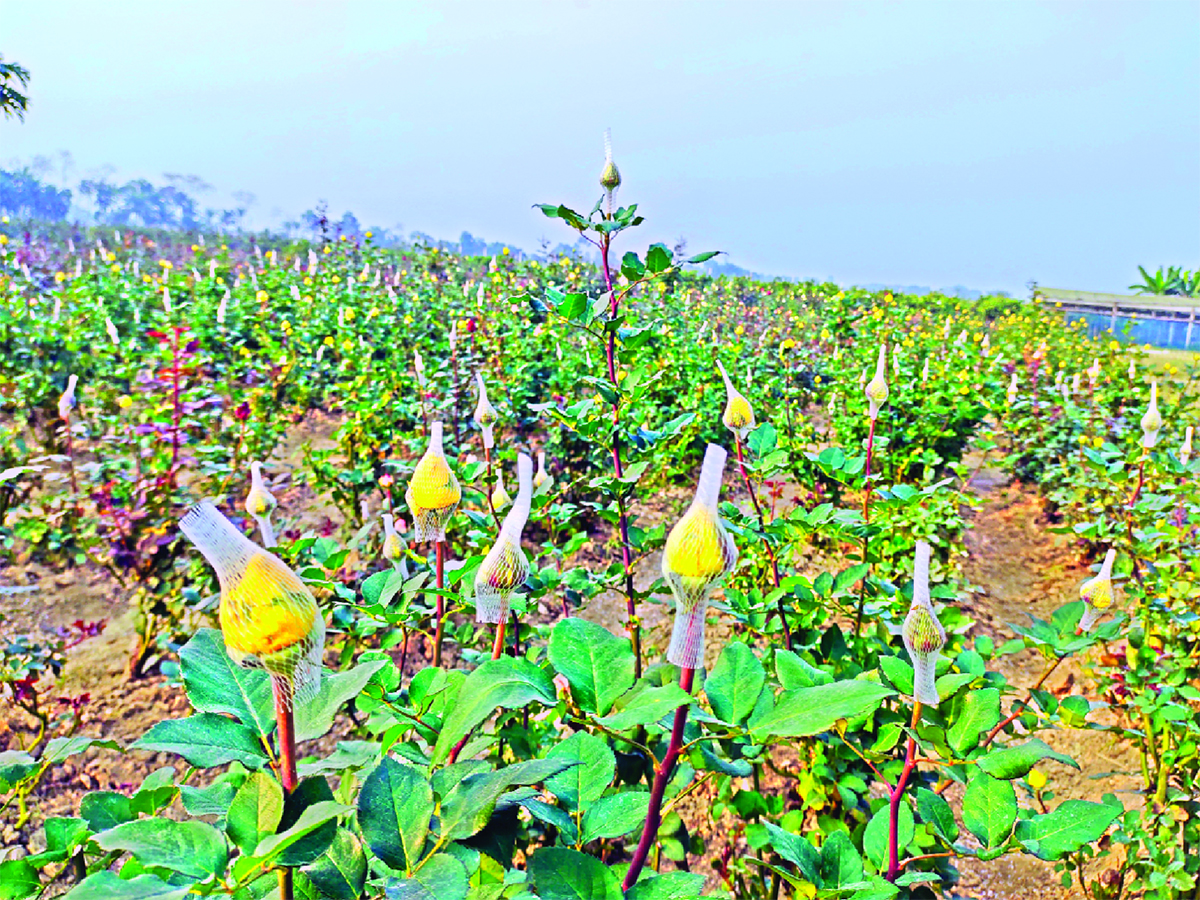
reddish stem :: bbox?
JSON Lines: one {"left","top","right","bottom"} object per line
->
{"left": 492, "top": 618, "right": 507, "bottom": 661}
{"left": 886, "top": 701, "right": 922, "bottom": 882}
{"left": 599, "top": 232, "right": 642, "bottom": 677}
{"left": 432, "top": 540, "right": 445, "bottom": 667}
{"left": 621, "top": 667, "right": 695, "bottom": 890}
{"left": 862, "top": 416, "right": 877, "bottom": 522}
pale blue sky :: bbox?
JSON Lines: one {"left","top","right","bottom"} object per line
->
{"left": 2, "top": 0, "right": 1197, "bottom": 294}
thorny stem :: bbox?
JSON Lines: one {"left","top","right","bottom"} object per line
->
{"left": 599, "top": 230, "right": 642, "bottom": 678}
{"left": 432, "top": 541, "right": 446, "bottom": 667}
{"left": 886, "top": 701, "right": 923, "bottom": 882}
{"left": 734, "top": 436, "right": 790, "bottom": 648}
{"left": 855, "top": 417, "right": 878, "bottom": 640}
{"left": 273, "top": 679, "right": 298, "bottom": 900}
{"left": 621, "top": 667, "right": 695, "bottom": 890}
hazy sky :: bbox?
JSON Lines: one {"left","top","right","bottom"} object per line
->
{"left": 2, "top": 0, "right": 1198, "bottom": 293}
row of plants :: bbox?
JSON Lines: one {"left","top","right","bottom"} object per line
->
{"left": 0, "top": 143, "right": 1197, "bottom": 899}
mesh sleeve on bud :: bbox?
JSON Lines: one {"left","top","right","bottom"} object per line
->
{"left": 667, "top": 595, "right": 708, "bottom": 670}
{"left": 1078, "top": 603, "right": 1103, "bottom": 633}
{"left": 903, "top": 606, "right": 945, "bottom": 707}
{"left": 179, "top": 502, "right": 258, "bottom": 594}
{"left": 474, "top": 538, "right": 530, "bottom": 624}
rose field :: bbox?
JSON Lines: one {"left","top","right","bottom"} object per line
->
{"left": 0, "top": 163, "right": 1198, "bottom": 900}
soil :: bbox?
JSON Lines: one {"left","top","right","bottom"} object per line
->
{"left": 0, "top": 424, "right": 1143, "bottom": 899}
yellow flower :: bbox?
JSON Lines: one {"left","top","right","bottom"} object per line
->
{"left": 54, "top": 271, "right": 66, "bottom": 283}
{"left": 323, "top": 336, "right": 335, "bottom": 346}
{"left": 159, "top": 259, "right": 172, "bottom": 269}
{"left": 342, "top": 339, "right": 354, "bottom": 352}
{"left": 958, "top": 384, "right": 970, "bottom": 395}
{"left": 1093, "top": 436, "right": 1104, "bottom": 448}
{"left": 110, "top": 264, "right": 120, "bottom": 273}
{"left": 323, "top": 246, "right": 332, "bottom": 255}
{"left": 1027, "top": 769, "right": 1047, "bottom": 791}
{"left": 107, "top": 252, "right": 117, "bottom": 262}
{"left": 191, "top": 244, "right": 200, "bottom": 251}
{"left": 304, "top": 276, "right": 313, "bottom": 286}
{"left": 735, "top": 325, "right": 745, "bottom": 336}
{"left": 117, "top": 395, "right": 133, "bottom": 409}
{"left": 0, "top": 235, "right": 7, "bottom": 245}
{"left": 256, "top": 290, "right": 269, "bottom": 304}
{"left": 365, "top": 231, "right": 373, "bottom": 238}
{"left": 142, "top": 274, "right": 152, "bottom": 283}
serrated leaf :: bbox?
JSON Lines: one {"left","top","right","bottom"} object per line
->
{"left": 976, "top": 739, "right": 1079, "bottom": 780}
{"left": 132, "top": 714, "right": 267, "bottom": 769}
{"left": 548, "top": 618, "right": 635, "bottom": 716}
{"left": 750, "top": 681, "right": 894, "bottom": 741}
{"left": 706, "top": 643, "right": 765, "bottom": 725}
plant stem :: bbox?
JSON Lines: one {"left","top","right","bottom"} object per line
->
{"left": 599, "top": 231, "right": 642, "bottom": 677}
{"left": 886, "top": 701, "right": 922, "bottom": 882}
{"left": 854, "top": 417, "right": 878, "bottom": 640}
{"left": 733, "top": 436, "right": 789, "bottom": 647}
{"left": 484, "top": 445, "right": 500, "bottom": 531}
{"left": 492, "top": 618, "right": 507, "bottom": 661}
{"left": 621, "top": 666, "right": 695, "bottom": 890}
{"left": 273, "top": 678, "right": 297, "bottom": 900}
{"left": 432, "top": 540, "right": 445, "bottom": 667}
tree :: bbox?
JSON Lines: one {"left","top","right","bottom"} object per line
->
{"left": 0, "top": 55, "right": 30, "bottom": 121}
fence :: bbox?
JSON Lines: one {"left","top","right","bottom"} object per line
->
{"left": 1035, "top": 287, "right": 1199, "bottom": 351}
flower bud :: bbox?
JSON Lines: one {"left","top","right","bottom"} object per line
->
{"left": 58, "top": 374, "right": 78, "bottom": 422}
{"left": 1181, "top": 426, "right": 1194, "bottom": 465}
{"left": 1006, "top": 372, "right": 1018, "bottom": 405}
{"left": 865, "top": 345, "right": 888, "bottom": 420}
{"left": 1079, "top": 548, "right": 1116, "bottom": 632}
{"left": 662, "top": 444, "right": 738, "bottom": 669}
{"left": 533, "top": 450, "right": 553, "bottom": 494}
{"left": 405, "top": 422, "right": 461, "bottom": 542}
{"left": 600, "top": 128, "right": 621, "bottom": 192}
{"left": 716, "top": 359, "right": 755, "bottom": 439}
{"left": 245, "top": 461, "right": 278, "bottom": 546}
{"left": 179, "top": 501, "right": 325, "bottom": 707}
{"left": 474, "top": 373, "right": 498, "bottom": 449}
{"left": 382, "top": 513, "right": 409, "bottom": 577}
{"left": 1140, "top": 381, "right": 1162, "bottom": 449}
{"left": 475, "top": 454, "right": 534, "bottom": 623}
{"left": 901, "top": 541, "right": 946, "bottom": 707}
{"left": 492, "top": 466, "right": 513, "bottom": 510}
{"left": 414, "top": 350, "right": 427, "bottom": 388}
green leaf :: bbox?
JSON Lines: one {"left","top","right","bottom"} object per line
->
{"left": 179, "top": 628, "right": 274, "bottom": 737}
{"left": 818, "top": 830, "right": 863, "bottom": 890}
{"left": 645, "top": 244, "right": 673, "bottom": 274}
{"left": 79, "top": 791, "right": 133, "bottom": 833}
{"left": 0, "top": 859, "right": 38, "bottom": 900}
{"left": 947, "top": 688, "right": 1001, "bottom": 755}
{"left": 750, "top": 681, "right": 895, "bottom": 741}
{"left": 775, "top": 650, "right": 832, "bottom": 689}
{"left": 597, "top": 684, "right": 692, "bottom": 731}
{"left": 43, "top": 736, "right": 120, "bottom": 764}
{"left": 962, "top": 772, "right": 1017, "bottom": 849}
{"left": 556, "top": 292, "right": 589, "bottom": 320}
{"left": 548, "top": 618, "right": 635, "bottom": 716}
{"left": 61, "top": 873, "right": 195, "bottom": 900}
{"left": 24, "top": 817, "right": 91, "bottom": 866}
{"left": 684, "top": 251, "right": 720, "bottom": 265}
{"left": 385, "top": 853, "right": 468, "bottom": 900}
{"left": 93, "top": 819, "right": 228, "bottom": 880}
{"left": 706, "top": 643, "right": 765, "bottom": 725}
{"left": 304, "top": 828, "right": 367, "bottom": 900}
{"left": 225, "top": 771, "right": 284, "bottom": 854}
{"left": 438, "top": 758, "right": 575, "bottom": 841}
{"left": 294, "top": 657, "right": 387, "bottom": 743}
{"left": 527, "top": 848, "right": 621, "bottom": 900}
{"left": 624, "top": 873, "right": 705, "bottom": 899}
{"left": 863, "top": 802, "right": 914, "bottom": 868}
{"left": 235, "top": 800, "right": 351, "bottom": 879}
{"left": 916, "top": 787, "right": 959, "bottom": 842}
{"left": 432, "top": 658, "right": 556, "bottom": 764}
{"left": 1014, "top": 796, "right": 1122, "bottom": 860}
{"left": 358, "top": 756, "right": 433, "bottom": 873}
{"left": 878, "top": 657, "right": 914, "bottom": 697}
{"left": 976, "top": 739, "right": 1079, "bottom": 781}
{"left": 544, "top": 731, "right": 615, "bottom": 810}
{"left": 580, "top": 792, "right": 650, "bottom": 843}
{"left": 763, "top": 823, "right": 820, "bottom": 884}
{"left": 132, "top": 714, "right": 268, "bottom": 769}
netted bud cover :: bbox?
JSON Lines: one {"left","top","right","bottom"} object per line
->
{"left": 600, "top": 128, "right": 621, "bottom": 213}
{"left": 58, "top": 374, "right": 78, "bottom": 421}
{"left": 1181, "top": 426, "right": 1194, "bottom": 465}
{"left": 1141, "top": 381, "right": 1162, "bottom": 449}
{"left": 865, "top": 346, "right": 889, "bottom": 420}
{"left": 533, "top": 451, "right": 553, "bottom": 494}
{"left": 414, "top": 349, "right": 427, "bottom": 388}
{"left": 901, "top": 541, "right": 946, "bottom": 707}
{"left": 179, "top": 502, "right": 325, "bottom": 707}
{"left": 1006, "top": 372, "right": 1019, "bottom": 405}
{"left": 716, "top": 360, "right": 755, "bottom": 439}
{"left": 474, "top": 373, "right": 498, "bottom": 449}
{"left": 475, "top": 454, "right": 533, "bottom": 623}
{"left": 244, "top": 461, "right": 278, "bottom": 546}
{"left": 492, "top": 467, "right": 513, "bottom": 510}
{"left": 405, "top": 422, "right": 461, "bottom": 542}
{"left": 1079, "top": 548, "right": 1116, "bottom": 633}
{"left": 662, "top": 444, "right": 738, "bottom": 669}
{"left": 381, "top": 513, "right": 409, "bottom": 577}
